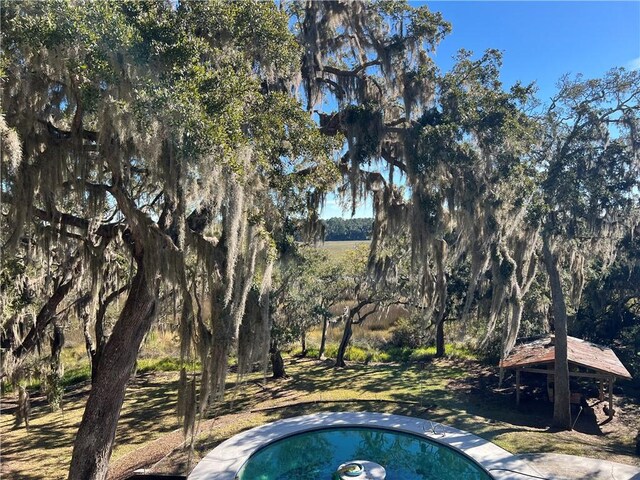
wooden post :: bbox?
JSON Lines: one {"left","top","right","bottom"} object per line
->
{"left": 608, "top": 377, "right": 614, "bottom": 419}
{"left": 516, "top": 368, "right": 521, "bottom": 405}
{"left": 598, "top": 379, "right": 604, "bottom": 401}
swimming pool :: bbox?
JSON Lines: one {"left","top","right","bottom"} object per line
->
{"left": 187, "top": 412, "right": 539, "bottom": 480}
{"left": 235, "top": 426, "right": 492, "bottom": 480}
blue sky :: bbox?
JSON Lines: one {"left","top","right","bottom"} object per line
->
{"left": 320, "top": 1, "right": 640, "bottom": 219}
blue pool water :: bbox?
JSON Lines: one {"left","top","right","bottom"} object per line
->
{"left": 236, "top": 427, "right": 492, "bottom": 480}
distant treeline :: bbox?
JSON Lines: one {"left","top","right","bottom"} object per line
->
{"left": 323, "top": 217, "right": 372, "bottom": 241}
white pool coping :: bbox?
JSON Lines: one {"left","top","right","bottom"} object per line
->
{"left": 188, "top": 412, "right": 542, "bottom": 480}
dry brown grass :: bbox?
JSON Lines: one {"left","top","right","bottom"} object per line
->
{"left": 320, "top": 240, "right": 370, "bottom": 259}
{"left": 306, "top": 303, "right": 410, "bottom": 350}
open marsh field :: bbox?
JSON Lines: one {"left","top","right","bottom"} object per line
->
{"left": 320, "top": 240, "right": 370, "bottom": 258}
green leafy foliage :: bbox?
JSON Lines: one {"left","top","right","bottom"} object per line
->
{"left": 574, "top": 232, "right": 640, "bottom": 380}
{"left": 540, "top": 70, "right": 640, "bottom": 239}
{"left": 323, "top": 218, "right": 373, "bottom": 241}
{"left": 272, "top": 245, "right": 348, "bottom": 348}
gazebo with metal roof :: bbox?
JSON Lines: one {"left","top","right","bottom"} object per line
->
{"left": 500, "top": 335, "right": 632, "bottom": 419}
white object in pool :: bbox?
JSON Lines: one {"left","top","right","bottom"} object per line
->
{"left": 337, "top": 460, "right": 386, "bottom": 480}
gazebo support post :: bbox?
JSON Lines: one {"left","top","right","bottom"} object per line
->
{"left": 608, "top": 377, "right": 614, "bottom": 419}
{"left": 516, "top": 368, "right": 521, "bottom": 405}
{"left": 598, "top": 379, "right": 604, "bottom": 401}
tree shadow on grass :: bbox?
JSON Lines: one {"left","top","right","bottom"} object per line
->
{"left": 115, "top": 377, "right": 181, "bottom": 449}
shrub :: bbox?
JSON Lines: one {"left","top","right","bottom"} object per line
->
{"left": 383, "top": 346, "right": 413, "bottom": 362}
{"left": 344, "top": 346, "right": 370, "bottom": 362}
{"left": 372, "top": 351, "right": 391, "bottom": 362}
{"left": 390, "top": 317, "right": 427, "bottom": 348}
{"left": 445, "top": 343, "right": 477, "bottom": 360}
{"left": 324, "top": 344, "right": 339, "bottom": 358}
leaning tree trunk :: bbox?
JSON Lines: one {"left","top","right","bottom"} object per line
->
{"left": 89, "top": 284, "right": 130, "bottom": 383}
{"left": 68, "top": 258, "right": 156, "bottom": 480}
{"left": 12, "top": 277, "right": 74, "bottom": 359}
{"left": 318, "top": 316, "right": 329, "bottom": 360}
{"left": 335, "top": 316, "right": 353, "bottom": 368}
{"left": 542, "top": 235, "right": 572, "bottom": 430}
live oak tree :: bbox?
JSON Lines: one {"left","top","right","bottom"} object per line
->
{"left": 269, "top": 244, "right": 370, "bottom": 373}
{"left": 292, "top": 1, "right": 639, "bottom": 430}
{"left": 536, "top": 69, "right": 640, "bottom": 429}
{"left": 293, "top": 0, "right": 539, "bottom": 357}
{"left": 292, "top": 0, "right": 449, "bottom": 349}
{"left": 408, "top": 50, "right": 539, "bottom": 358}
{"left": 1, "top": 1, "right": 336, "bottom": 478}
{"left": 269, "top": 246, "right": 325, "bottom": 376}
{"left": 333, "top": 243, "right": 406, "bottom": 368}
{"left": 271, "top": 245, "right": 345, "bottom": 362}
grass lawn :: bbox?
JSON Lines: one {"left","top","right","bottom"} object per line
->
{"left": 2, "top": 355, "right": 638, "bottom": 479}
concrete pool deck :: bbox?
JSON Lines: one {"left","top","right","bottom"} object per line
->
{"left": 514, "top": 453, "right": 640, "bottom": 480}
{"left": 187, "top": 411, "right": 544, "bottom": 479}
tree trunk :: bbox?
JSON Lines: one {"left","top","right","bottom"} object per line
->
{"left": 89, "top": 284, "right": 130, "bottom": 383}
{"left": 15, "top": 385, "right": 30, "bottom": 430}
{"left": 68, "top": 259, "right": 156, "bottom": 480}
{"left": 46, "top": 319, "right": 66, "bottom": 410}
{"left": 434, "top": 239, "right": 448, "bottom": 358}
{"left": 51, "top": 321, "right": 65, "bottom": 372}
{"left": 542, "top": 235, "right": 572, "bottom": 431}
{"left": 80, "top": 308, "right": 98, "bottom": 383}
{"left": 12, "top": 277, "right": 74, "bottom": 359}
{"left": 335, "top": 316, "right": 353, "bottom": 368}
{"left": 318, "top": 316, "right": 328, "bottom": 360}
{"left": 435, "top": 318, "right": 445, "bottom": 357}
{"left": 89, "top": 347, "right": 99, "bottom": 384}
{"left": 270, "top": 344, "right": 286, "bottom": 379}
{"left": 300, "top": 330, "right": 307, "bottom": 357}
